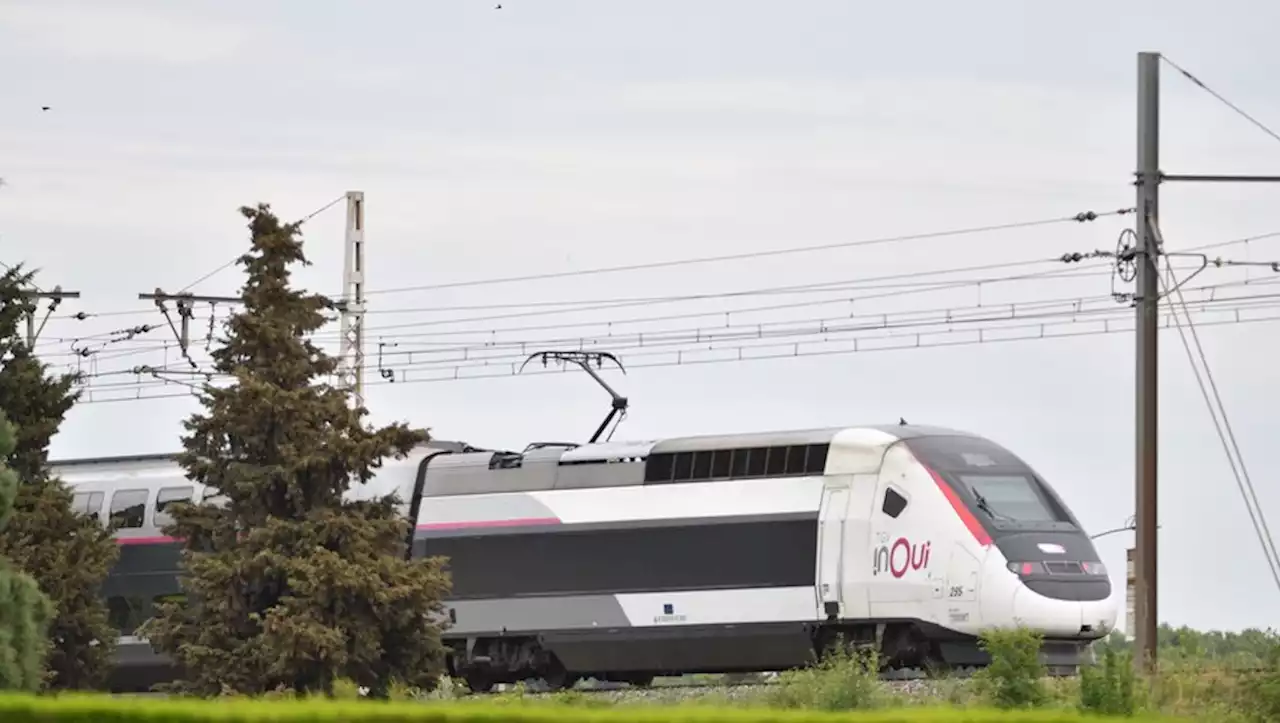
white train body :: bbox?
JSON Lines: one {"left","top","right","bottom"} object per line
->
{"left": 52, "top": 423, "right": 1117, "bottom": 692}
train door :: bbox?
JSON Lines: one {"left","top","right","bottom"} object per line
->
{"left": 816, "top": 484, "right": 850, "bottom": 618}
{"left": 868, "top": 455, "right": 940, "bottom": 610}
{"left": 943, "top": 544, "right": 982, "bottom": 629}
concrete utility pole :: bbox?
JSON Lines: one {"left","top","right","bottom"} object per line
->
{"left": 337, "top": 191, "right": 366, "bottom": 408}
{"left": 1130, "top": 51, "right": 1280, "bottom": 674}
{"left": 1133, "top": 51, "right": 1161, "bottom": 674}
{"left": 19, "top": 286, "right": 81, "bottom": 347}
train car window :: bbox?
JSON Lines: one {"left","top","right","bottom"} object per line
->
{"left": 691, "top": 450, "right": 712, "bottom": 480}
{"left": 645, "top": 453, "right": 674, "bottom": 483}
{"left": 882, "top": 488, "right": 908, "bottom": 518}
{"left": 764, "top": 447, "right": 787, "bottom": 477}
{"left": 154, "top": 486, "right": 195, "bottom": 528}
{"left": 709, "top": 449, "right": 732, "bottom": 479}
{"left": 71, "top": 491, "right": 104, "bottom": 521}
{"left": 671, "top": 452, "right": 694, "bottom": 482}
{"left": 805, "top": 444, "right": 829, "bottom": 474}
{"left": 109, "top": 489, "right": 149, "bottom": 529}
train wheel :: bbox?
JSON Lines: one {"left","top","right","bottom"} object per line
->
{"left": 464, "top": 670, "right": 494, "bottom": 694}
{"left": 626, "top": 674, "right": 654, "bottom": 688}
{"left": 541, "top": 658, "right": 579, "bottom": 691}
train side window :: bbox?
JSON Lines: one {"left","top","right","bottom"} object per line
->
{"left": 71, "top": 491, "right": 104, "bottom": 521}
{"left": 154, "top": 485, "right": 195, "bottom": 528}
{"left": 109, "top": 489, "right": 149, "bottom": 529}
{"left": 882, "top": 488, "right": 908, "bottom": 518}
{"left": 709, "top": 449, "right": 732, "bottom": 479}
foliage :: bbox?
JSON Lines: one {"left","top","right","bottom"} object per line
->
{"left": 140, "top": 203, "right": 450, "bottom": 698}
{"left": 0, "top": 265, "right": 119, "bottom": 690}
{"left": 0, "top": 413, "right": 54, "bottom": 691}
{"left": 0, "top": 690, "right": 1201, "bottom": 722}
{"left": 1078, "top": 647, "right": 1137, "bottom": 717}
{"left": 764, "top": 639, "right": 885, "bottom": 711}
{"left": 973, "top": 627, "right": 1048, "bottom": 710}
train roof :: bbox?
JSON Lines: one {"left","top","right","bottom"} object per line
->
{"left": 49, "top": 438, "right": 476, "bottom": 469}
{"left": 48, "top": 424, "right": 976, "bottom": 469}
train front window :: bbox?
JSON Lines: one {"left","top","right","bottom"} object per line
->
{"left": 958, "top": 474, "right": 1064, "bottom": 523}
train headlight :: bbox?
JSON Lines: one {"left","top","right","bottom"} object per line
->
{"left": 1082, "top": 561, "right": 1108, "bottom": 576}
{"left": 1007, "top": 561, "right": 1045, "bottom": 576}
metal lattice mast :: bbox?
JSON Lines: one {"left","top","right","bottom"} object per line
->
{"left": 337, "top": 191, "right": 366, "bottom": 408}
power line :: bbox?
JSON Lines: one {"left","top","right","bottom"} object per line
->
{"left": 42, "top": 227, "right": 1280, "bottom": 324}
{"left": 1159, "top": 258, "right": 1280, "bottom": 595}
{"left": 1160, "top": 55, "right": 1280, "bottom": 147}
{"left": 70, "top": 308, "right": 1280, "bottom": 404}
{"left": 366, "top": 277, "right": 1280, "bottom": 360}
{"left": 361, "top": 207, "right": 1135, "bottom": 297}
{"left": 368, "top": 293, "right": 1280, "bottom": 376}
{"left": 172, "top": 193, "right": 349, "bottom": 294}
{"left": 70, "top": 291, "right": 1279, "bottom": 403}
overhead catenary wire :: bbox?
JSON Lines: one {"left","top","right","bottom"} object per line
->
{"left": 1159, "top": 258, "right": 1280, "bottom": 594}
{"left": 68, "top": 308, "right": 1280, "bottom": 404}
{"left": 1160, "top": 55, "right": 1280, "bottom": 148}
{"left": 67, "top": 290, "right": 1280, "bottom": 402}
{"left": 360, "top": 207, "right": 1136, "bottom": 297}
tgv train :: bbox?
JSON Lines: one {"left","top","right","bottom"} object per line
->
{"left": 52, "top": 423, "right": 1118, "bottom": 693}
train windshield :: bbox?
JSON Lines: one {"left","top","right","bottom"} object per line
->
{"left": 905, "top": 434, "right": 1076, "bottom": 530}
{"left": 955, "top": 474, "right": 1061, "bottom": 523}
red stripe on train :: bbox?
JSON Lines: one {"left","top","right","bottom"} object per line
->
{"left": 923, "top": 466, "right": 993, "bottom": 546}
{"left": 114, "top": 517, "right": 563, "bottom": 545}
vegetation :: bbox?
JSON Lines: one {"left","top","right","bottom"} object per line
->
{"left": 139, "top": 203, "right": 451, "bottom": 698}
{"left": 0, "top": 691, "right": 1198, "bottom": 723}
{"left": 0, "top": 267, "right": 118, "bottom": 690}
{"left": 0, "top": 412, "right": 54, "bottom": 691}
{"left": 973, "top": 627, "right": 1048, "bottom": 709}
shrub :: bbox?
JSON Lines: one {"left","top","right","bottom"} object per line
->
{"left": 764, "top": 639, "right": 884, "bottom": 711}
{"left": 972, "top": 626, "right": 1048, "bottom": 709}
{"left": 1079, "top": 646, "right": 1137, "bottom": 716}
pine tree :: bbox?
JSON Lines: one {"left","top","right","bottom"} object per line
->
{"left": 0, "top": 411, "right": 55, "bottom": 691}
{"left": 141, "top": 204, "right": 450, "bottom": 697}
{"left": 0, "top": 266, "right": 119, "bottom": 690}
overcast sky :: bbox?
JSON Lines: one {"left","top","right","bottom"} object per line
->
{"left": 2, "top": 0, "right": 1279, "bottom": 635}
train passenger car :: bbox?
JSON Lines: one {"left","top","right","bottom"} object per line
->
{"left": 53, "top": 424, "right": 1118, "bottom": 693}
{"left": 414, "top": 424, "right": 1118, "bottom": 691}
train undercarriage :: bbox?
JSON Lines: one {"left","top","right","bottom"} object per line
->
{"left": 445, "top": 619, "right": 1096, "bottom": 693}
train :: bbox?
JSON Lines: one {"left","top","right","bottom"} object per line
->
{"left": 52, "top": 423, "right": 1119, "bottom": 693}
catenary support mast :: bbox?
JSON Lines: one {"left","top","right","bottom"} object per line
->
{"left": 337, "top": 191, "right": 367, "bottom": 408}
{"left": 1133, "top": 51, "right": 1160, "bottom": 674}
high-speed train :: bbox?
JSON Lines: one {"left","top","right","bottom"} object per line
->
{"left": 52, "top": 423, "right": 1118, "bottom": 693}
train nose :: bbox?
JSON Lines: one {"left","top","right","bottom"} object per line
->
{"left": 996, "top": 532, "right": 1117, "bottom": 637}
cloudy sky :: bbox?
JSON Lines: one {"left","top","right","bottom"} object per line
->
{"left": 2, "top": 0, "right": 1279, "bottom": 634}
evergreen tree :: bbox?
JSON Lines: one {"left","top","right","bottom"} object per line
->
{"left": 141, "top": 203, "right": 450, "bottom": 697}
{"left": 0, "top": 266, "right": 119, "bottom": 690}
{"left": 0, "top": 411, "right": 55, "bottom": 691}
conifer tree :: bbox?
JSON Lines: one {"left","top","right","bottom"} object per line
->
{"left": 142, "top": 204, "right": 450, "bottom": 697}
{"left": 0, "top": 411, "right": 54, "bottom": 691}
{"left": 0, "top": 266, "right": 119, "bottom": 690}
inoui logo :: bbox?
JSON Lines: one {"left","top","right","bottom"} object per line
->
{"left": 872, "top": 537, "right": 932, "bottom": 578}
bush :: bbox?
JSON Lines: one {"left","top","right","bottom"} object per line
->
{"left": 764, "top": 640, "right": 884, "bottom": 711}
{"left": 0, "top": 691, "right": 1202, "bottom": 721}
{"left": 1238, "top": 643, "right": 1280, "bottom": 723}
{"left": 973, "top": 626, "right": 1048, "bottom": 709}
{"left": 0, "top": 413, "right": 53, "bottom": 692}
{"left": 1079, "top": 647, "right": 1137, "bottom": 716}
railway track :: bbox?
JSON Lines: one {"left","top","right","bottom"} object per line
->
{"left": 483, "top": 664, "right": 1083, "bottom": 696}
